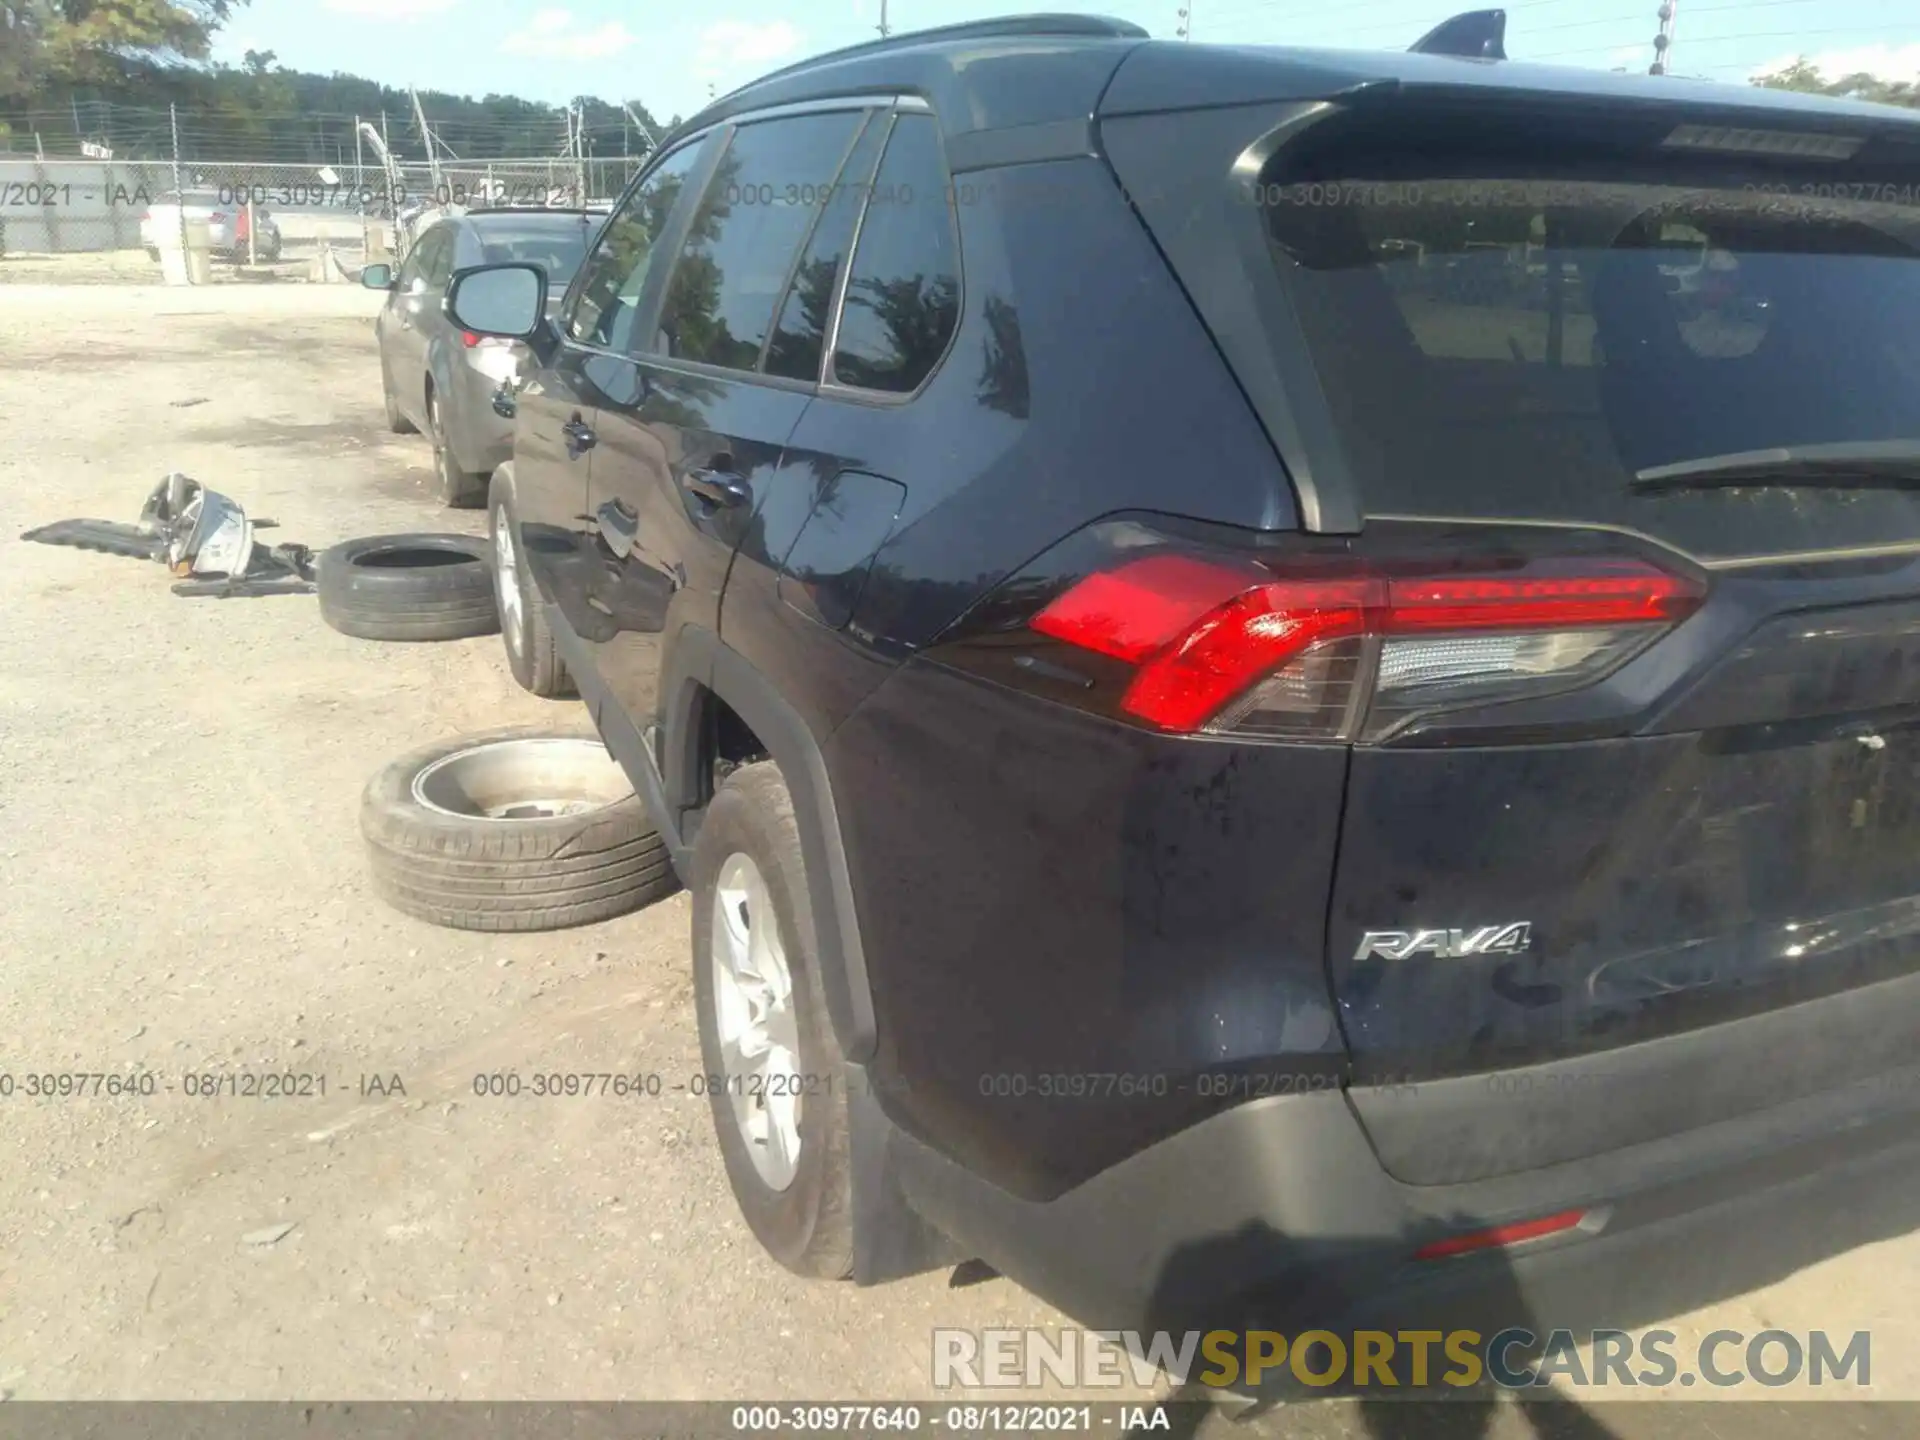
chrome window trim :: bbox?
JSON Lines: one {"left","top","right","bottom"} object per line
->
{"left": 819, "top": 102, "right": 966, "bottom": 406}
{"left": 753, "top": 108, "right": 884, "bottom": 377}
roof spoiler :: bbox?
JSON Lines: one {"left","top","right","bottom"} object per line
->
{"left": 1410, "top": 8, "right": 1507, "bottom": 60}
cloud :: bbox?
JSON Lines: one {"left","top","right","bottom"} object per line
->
{"left": 1749, "top": 43, "right": 1920, "bottom": 83}
{"left": 695, "top": 18, "right": 805, "bottom": 84}
{"left": 322, "top": 0, "right": 457, "bottom": 16}
{"left": 501, "top": 8, "right": 639, "bottom": 59}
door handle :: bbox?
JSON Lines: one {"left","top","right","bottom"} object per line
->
{"left": 563, "top": 416, "right": 597, "bottom": 459}
{"left": 682, "top": 466, "right": 751, "bottom": 509}
{"left": 596, "top": 499, "right": 637, "bottom": 560}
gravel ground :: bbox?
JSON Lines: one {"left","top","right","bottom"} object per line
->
{"left": 0, "top": 285, "right": 1914, "bottom": 1435}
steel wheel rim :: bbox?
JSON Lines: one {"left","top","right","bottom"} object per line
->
{"left": 411, "top": 736, "right": 631, "bottom": 821}
{"left": 711, "top": 852, "right": 803, "bottom": 1191}
{"left": 493, "top": 505, "right": 524, "bottom": 652}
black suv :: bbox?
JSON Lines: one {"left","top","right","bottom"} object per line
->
{"left": 448, "top": 12, "right": 1920, "bottom": 1362}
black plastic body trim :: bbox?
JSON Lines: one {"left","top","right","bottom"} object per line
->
{"left": 705, "top": 643, "right": 878, "bottom": 1061}
{"left": 1349, "top": 968, "right": 1920, "bottom": 1185}
{"left": 945, "top": 118, "right": 1097, "bottom": 173}
{"left": 549, "top": 615, "right": 692, "bottom": 875}
{"left": 891, "top": 1063, "right": 1920, "bottom": 1364}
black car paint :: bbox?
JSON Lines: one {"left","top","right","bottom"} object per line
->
{"left": 483, "top": 25, "right": 1920, "bottom": 1328}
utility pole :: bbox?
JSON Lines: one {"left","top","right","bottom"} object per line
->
{"left": 168, "top": 103, "right": 187, "bottom": 277}
{"left": 1650, "top": 0, "right": 1678, "bottom": 75}
{"left": 622, "top": 103, "right": 656, "bottom": 158}
{"left": 409, "top": 87, "right": 441, "bottom": 199}
{"left": 1176, "top": 3, "right": 1191, "bottom": 40}
{"left": 878, "top": 0, "right": 890, "bottom": 38}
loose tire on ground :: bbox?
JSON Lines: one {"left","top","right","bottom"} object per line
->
{"left": 489, "top": 468, "right": 574, "bottom": 698}
{"left": 691, "top": 761, "right": 856, "bottom": 1279}
{"left": 360, "top": 727, "right": 679, "bottom": 932}
{"left": 316, "top": 533, "right": 499, "bottom": 642}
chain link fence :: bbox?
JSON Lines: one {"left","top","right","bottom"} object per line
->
{"left": 1, "top": 138, "right": 642, "bottom": 284}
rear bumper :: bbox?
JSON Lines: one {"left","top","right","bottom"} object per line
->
{"left": 448, "top": 359, "right": 515, "bottom": 475}
{"left": 893, "top": 1060, "right": 1920, "bottom": 1381}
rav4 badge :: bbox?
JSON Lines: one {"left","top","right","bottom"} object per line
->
{"left": 1354, "top": 923, "right": 1533, "bottom": 961}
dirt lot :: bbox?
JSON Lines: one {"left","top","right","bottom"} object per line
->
{"left": 0, "top": 285, "right": 1915, "bottom": 1432}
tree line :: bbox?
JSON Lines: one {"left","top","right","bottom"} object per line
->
{"left": 0, "top": 0, "right": 1912, "bottom": 166}
{"left": 0, "top": 1, "right": 670, "bottom": 161}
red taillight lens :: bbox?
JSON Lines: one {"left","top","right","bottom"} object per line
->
{"left": 461, "top": 331, "right": 482, "bottom": 348}
{"left": 1024, "top": 544, "right": 1702, "bottom": 739}
{"left": 1413, "top": 1208, "right": 1589, "bottom": 1261}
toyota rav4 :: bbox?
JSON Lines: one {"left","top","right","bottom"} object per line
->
{"left": 444, "top": 11, "right": 1920, "bottom": 1370}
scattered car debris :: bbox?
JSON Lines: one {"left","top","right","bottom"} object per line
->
{"left": 20, "top": 473, "right": 317, "bottom": 597}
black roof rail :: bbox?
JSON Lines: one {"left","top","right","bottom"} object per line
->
{"left": 1410, "top": 8, "right": 1507, "bottom": 60}
{"left": 742, "top": 13, "right": 1149, "bottom": 89}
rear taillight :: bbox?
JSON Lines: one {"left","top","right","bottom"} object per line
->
{"left": 945, "top": 522, "right": 1705, "bottom": 743}
{"left": 461, "top": 330, "right": 482, "bottom": 348}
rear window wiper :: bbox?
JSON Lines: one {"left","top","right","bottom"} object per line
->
{"left": 1632, "top": 441, "right": 1920, "bottom": 493}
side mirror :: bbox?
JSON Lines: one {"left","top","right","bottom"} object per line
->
{"left": 446, "top": 263, "right": 546, "bottom": 341}
{"left": 360, "top": 262, "right": 394, "bottom": 290}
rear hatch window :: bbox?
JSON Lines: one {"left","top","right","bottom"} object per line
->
{"left": 1259, "top": 109, "right": 1920, "bottom": 560}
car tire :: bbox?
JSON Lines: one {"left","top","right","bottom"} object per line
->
{"left": 691, "top": 761, "right": 855, "bottom": 1280}
{"left": 429, "top": 387, "right": 488, "bottom": 509}
{"left": 360, "top": 727, "right": 678, "bottom": 932}
{"left": 382, "top": 365, "right": 417, "bottom": 435}
{"left": 316, "top": 533, "right": 499, "bottom": 642}
{"left": 489, "top": 469, "right": 574, "bottom": 698}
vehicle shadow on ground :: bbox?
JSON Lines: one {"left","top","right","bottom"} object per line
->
{"left": 1122, "top": 1160, "right": 1920, "bottom": 1440}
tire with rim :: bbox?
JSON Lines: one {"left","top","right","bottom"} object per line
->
{"left": 382, "top": 364, "right": 416, "bottom": 434}
{"left": 489, "top": 467, "right": 573, "bottom": 697}
{"left": 691, "top": 761, "right": 854, "bottom": 1279}
{"left": 361, "top": 727, "right": 678, "bottom": 932}
{"left": 316, "top": 533, "right": 499, "bottom": 642}
{"left": 428, "top": 386, "right": 488, "bottom": 508}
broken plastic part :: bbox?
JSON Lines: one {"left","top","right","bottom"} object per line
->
{"left": 22, "top": 474, "right": 318, "bottom": 591}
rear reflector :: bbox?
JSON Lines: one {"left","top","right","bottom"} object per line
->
{"left": 1413, "top": 1208, "right": 1588, "bottom": 1261}
{"left": 1030, "top": 552, "right": 1702, "bottom": 738}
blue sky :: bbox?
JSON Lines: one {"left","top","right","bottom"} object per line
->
{"left": 212, "top": 0, "right": 1920, "bottom": 127}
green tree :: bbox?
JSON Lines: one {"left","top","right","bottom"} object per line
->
{"left": 0, "top": 0, "right": 246, "bottom": 96}
{"left": 1752, "top": 57, "right": 1920, "bottom": 109}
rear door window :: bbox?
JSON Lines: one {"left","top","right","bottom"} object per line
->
{"left": 422, "top": 227, "right": 458, "bottom": 289}
{"left": 651, "top": 110, "right": 865, "bottom": 372}
{"left": 1261, "top": 135, "right": 1920, "bottom": 560}
{"left": 764, "top": 112, "right": 890, "bottom": 383}
{"left": 829, "top": 114, "right": 962, "bottom": 394}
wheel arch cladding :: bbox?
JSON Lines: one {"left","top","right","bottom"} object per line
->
{"left": 706, "top": 643, "right": 878, "bottom": 1063}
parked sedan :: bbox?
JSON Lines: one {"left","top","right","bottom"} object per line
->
{"left": 364, "top": 207, "right": 602, "bottom": 506}
{"left": 139, "top": 189, "right": 283, "bottom": 262}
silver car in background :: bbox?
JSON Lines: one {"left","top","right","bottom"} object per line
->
{"left": 139, "top": 188, "right": 283, "bottom": 262}
{"left": 364, "top": 207, "right": 602, "bottom": 506}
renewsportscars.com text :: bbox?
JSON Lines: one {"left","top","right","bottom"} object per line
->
{"left": 932, "top": 1326, "right": 1872, "bottom": 1391}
